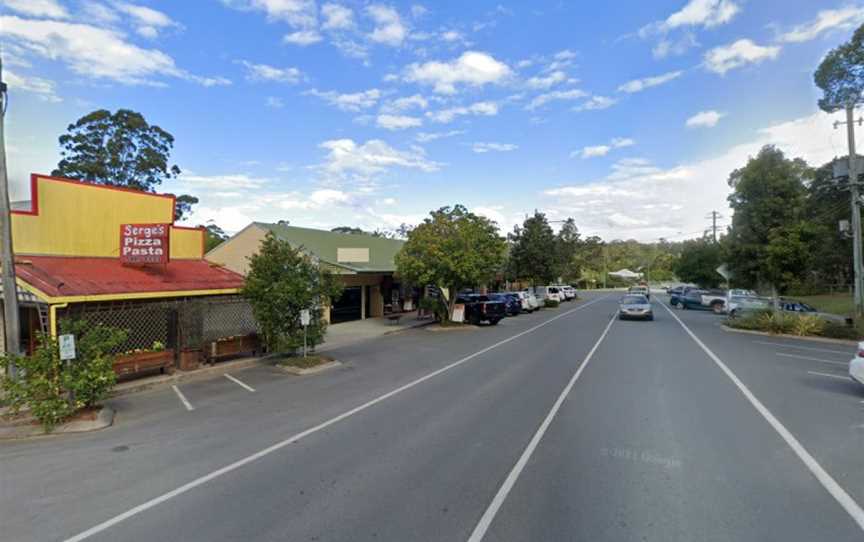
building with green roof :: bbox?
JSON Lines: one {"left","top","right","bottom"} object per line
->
{"left": 206, "top": 222, "right": 406, "bottom": 323}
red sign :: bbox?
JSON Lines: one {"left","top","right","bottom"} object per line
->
{"left": 120, "top": 223, "right": 170, "bottom": 264}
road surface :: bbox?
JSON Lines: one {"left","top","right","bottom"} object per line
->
{"left": 2, "top": 292, "right": 864, "bottom": 541}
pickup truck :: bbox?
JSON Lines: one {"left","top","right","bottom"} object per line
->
{"left": 456, "top": 294, "right": 506, "bottom": 325}
{"left": 700, "top": 291, "right": 727, "bottom": 313}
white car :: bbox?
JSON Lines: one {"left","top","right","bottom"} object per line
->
{"left": 560, "top": 285, "right": 577, "bottom": 300}
{"left": 850, "top": 343, "right": 864, "bottom": 386}
{"left": 515, "top": 291, "right": 540, "bottom": 312}
{"left": 532, "top": 286, "right": 564, "bottom": 303}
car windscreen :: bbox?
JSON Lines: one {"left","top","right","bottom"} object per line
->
{"left": 621, "top": 295, "right": 648, "bottom": 304}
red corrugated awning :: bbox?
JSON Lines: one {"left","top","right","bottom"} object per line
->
{"left": 15, "top": 256, "right": 244, "bottom": 300}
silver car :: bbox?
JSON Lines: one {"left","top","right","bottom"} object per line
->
{"left": 618, "top": 294, "right": 653, "bottom": 321}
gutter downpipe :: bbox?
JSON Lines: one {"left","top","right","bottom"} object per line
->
{"left": 49, "top": 302, "right": 68, "bottom": 338}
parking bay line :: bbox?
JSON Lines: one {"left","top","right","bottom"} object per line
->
{"left": 807, "top": 371, "right": 852, "bottom": 381}
{"left": 62, "top": 295, "right": 610, "bottom": 542}
{"left": 663, "top": 303, "right": 864, "bottom": 533}
{"left": 171, "top": 385, "right": 194, "bottom": 412}
{"left": 777, "top": 353, "right": 848, "bottom": 367}
{"left": 224, "top": 373, "right": 256, "bottom": 392}
{"left": 466, "top": 314, "right": 617, "bottom": 542}
{"left": 753, "top": 341, "right": 852, "bottom": 356}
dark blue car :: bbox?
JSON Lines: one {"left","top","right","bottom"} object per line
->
{"left": 490, "top": 293, "right": 522, "bottom": 316}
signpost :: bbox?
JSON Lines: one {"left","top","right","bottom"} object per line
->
{"left": 58, "top": 334, "right": 76, "bottom": 406}
{"left": 300, "top": 309, "right": 310, "bottom": 358}
{"left": 120, "top": 223, "right": 170, "bottom": 265}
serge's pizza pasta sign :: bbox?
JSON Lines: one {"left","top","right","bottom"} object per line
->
{"left": 120, "top": 223, "right": 169, "bottom": 264}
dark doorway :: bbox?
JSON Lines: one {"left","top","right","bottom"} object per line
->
{"left": 331, "top": 286, "right": 362, "bottom": 323}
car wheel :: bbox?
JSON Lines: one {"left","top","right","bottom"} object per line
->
{"left": 489, "top": 318, "right": 501, "bottom": 325}
{"left": 647, "top": 315, "right": 654, "bottom": 321}
{"left": 682, "top": 304, "right": 688, "bottom": 310}
{"left": 712, "top": 302, "right": 724, "bottom": 314}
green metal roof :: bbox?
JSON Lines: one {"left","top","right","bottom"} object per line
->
{"left": 255, "top": 223, "right": 404, "bottom": 273}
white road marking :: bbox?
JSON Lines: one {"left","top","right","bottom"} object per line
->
{"left": 63, "top": 295, "right": 611, "bottom": 542}
{"left": 807, "top": 371, "right": 852, "bottom": 381}
{"left": 224, "top": 373, "right": 256, "bottom": 392}
{"left": 171, "top": 385, "right": 194, "bottom": 412}
{"left": 466, "top": 314, "right": 616, "bottom": 542}
{"left": 777, "top": 353, "right": 849, "bottom": 367}
{"left": 753, "top": 341, "right": 851, "bottom": 356}
{"left": 662, "top": 303, "right": 864, "bottom": 533}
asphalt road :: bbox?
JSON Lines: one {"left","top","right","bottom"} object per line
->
{"left": 2, "top": 292, "right": 864, "bottom": 541}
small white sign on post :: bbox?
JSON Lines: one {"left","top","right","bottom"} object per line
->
{"left": 451, "top": 304, "right": 465, "bottom": 323}
{"left": 59, "top": 334, "right": 76, "bottom": 361}
{"left": 300, "top": 309, "right": 311, "bottom": 327}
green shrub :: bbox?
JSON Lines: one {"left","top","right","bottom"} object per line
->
{"left": 819, "top": 322, "right": 860, "bottom": 340}
{"left": 545, "top": 298, "right": 560, "bottom": 308}
{"left": 791, "top": 314, "right": 825, "bottom": 337}
{"left": 419, "top": 296, "right": 448, "bottom": 322}
{"left": 757, "top": 312, "right": 796, "bottom": 334}
{"left": 0, "top": 319, "right": 126, "bottom": 431}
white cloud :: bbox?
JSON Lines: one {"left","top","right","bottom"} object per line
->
{"left": 80, "top": 1, "right": 119, "bottom": 24}
{"left": 317, "top": 138, "right": 440, "bottom": 182}
{"left": 381, "top": 94, "right": 428, "bottom": 112}
{"left": 283, "top": 29, "right": 323, "bottom": 45}
{"left": 367, "top": 4, "right": 406, "bottom": 46}
{"left": 441, "top": 30, "right": 463, "bottom": 42}
{"left": 618, "top": 70, "right": 683, "bottom": 93}
{"left": 427, "top": 101, "right": 498, "bottom": 123}
{"left": 405, "top": 51, "right": 512, "bottom": 94}
{"left": 526, "top": 88, "right": 588, "bottom": 110}
{"left": 321, "top": 2, "right": 354, "bottom": 30}
{"left": 376, "top": 114, "right": 423, "bottom": 130}
{"left": 575, "top": 95, "right": 618, "bottom": 111}
{"left": 414, "top": 130, "right": 464, "bottom": 142}
{"left": 704, "top": 39, "right": 780, "bottom": 75}
{"left": 222, "top": 0, "right": 318, "bottom": 29}
{"left": 240, "top": 60, "right": 303, "bottom": 83}
{"left": 472, "top": 142, "right": 517, "bottom": 153}
{"left": 686, "top": 110, "right": 725, "bottom": 128}
{"left": 1, "top": 0, "right": 68, "bottom": 18}
{"left": 611, "top": 137, "right": 635, "bottom": 148}
{"left": 4, "top": 70, "right": 61, "bottom": 102}
{"left": 664, "top": 0, "right": 740, "bottom": 29}
{"left": 541, "top": 110, "right": 841, "bottom": 241}
{"left": 266, "top": 96, "right": 284, "bottom": 108}
{"left": 525, "top": 70, "right": 567, "bottom": 90}
{"left": 309, "top": 188, "right": 350, "bottom": 205}
{"left": 306, "top": 88, "right": 382, "bottom": 111}
{"left": 115, "top": 3, "right": 181, "bottom": 38}
{"left": 179, "top": 173, "right": 270, "bottom": 190}
{"left": 577, "top": 145, "right": 611, "bottom": 159}
{"left": 778, "top": 6, "right": 864, "bottom": 43}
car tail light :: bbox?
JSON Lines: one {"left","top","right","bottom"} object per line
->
{"left": 858, "top": 342, "right": 864, "bottom": 357}
{"left": 481, "top": 304, "right": 487, "bottom": 314}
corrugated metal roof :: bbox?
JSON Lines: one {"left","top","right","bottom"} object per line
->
{"left": 14, "top": 256, "right": 244, "bottom": 299}
{"left": 256, "top": 223, "right": 404, "bottom": 273}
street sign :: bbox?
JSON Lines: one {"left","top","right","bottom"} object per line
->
{"left": 59, "top": 334, "right": 76, "bottom": 361}
{"left": 300, "top": 309, "right": 310, "bottom": 326}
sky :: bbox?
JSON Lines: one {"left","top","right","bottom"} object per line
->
{"left": 2, "top": 0, "right": 864, "bottom": 242}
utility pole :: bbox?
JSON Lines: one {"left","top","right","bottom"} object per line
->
{"left": 705, "top": 211, "right": 722, "bottom": 243}
{"left": 836, "top": 106, "right": 864, "bottom": 317}
{"left": 0, "top": 51, "right": 21, "bottom": 370}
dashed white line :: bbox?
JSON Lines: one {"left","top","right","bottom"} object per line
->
{"left": 171, "top": 385, "right": 194, "bottom": 411}
{"left": 753, "top": 340, "right": 851, "bottom": 356}
{"left": 224, "top": 373, "right": 256, "bottom": 392}
{"left": 466, "top": 314, "right": 617, "bottom": 542}
{"left": 663, "top": 303, "right": 864, "bottom": 533}
{"left": 807, "top": 371, "right": 852, "bottom": 381}
{"left": 777, "top": 353, "right": 848, "bottom": 367}
{"left": 62, "top": 295, "right": 611, "bottom": 542}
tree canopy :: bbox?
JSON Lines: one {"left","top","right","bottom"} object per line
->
{"left": 395, "top": 205, "right": 506, "bottom": 318}
{"left": 673, "top": 238, "right": 723, "bottom": 288}
{"left": 507, "top": 211, "right": 559, "bottom": 285}
{"left": 815, "top": 22, "right": 864, "bottom": 112}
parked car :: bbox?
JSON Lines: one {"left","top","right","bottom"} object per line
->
{"left": 618, "top": 294, "right": 653, "bottom": 321}
{"left": 561, "top": 285, "right": 577, "bottom": 300}
{"left": 456, "top": 294, "right": 506, "bottom": 325}
{"left": 534, "top": 286, "right": 564, "bottom": 303}
{"left": 728, "top": 288, "right": 757, "bottom": 298}
{"left": 490, "top": 293, "right": 521, "bottom": 316}
{"left": 779, "top": 299, "right": 854, "bottom": 326}
{"left": 726, "top": 295, "right": 771, "bottom": 317}
{"left": 515, "top": 290, "right": 540, "bottom": 312}
{"left": 628, "top": 285, "right": 650, "bottom": 300}
{"left": 679, "top": 290, "right": 714, "bottom": 311}
{"left": 850, "top": 343, "right": 864, "bottom": 386}
{"left": 669, "top": 286, "right": 694, "bottom": 307}
{"left": 700, "top": 290, "right": 728, "bottom": 314}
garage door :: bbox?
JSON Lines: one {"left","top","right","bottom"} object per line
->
{"left": 331, "top": 286, "right": 362, "bottom": 323}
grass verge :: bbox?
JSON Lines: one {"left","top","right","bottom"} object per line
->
{"left": 276, "top": 354, "right": 334, "bottom": 369}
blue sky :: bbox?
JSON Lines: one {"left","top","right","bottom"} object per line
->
{"left": 2, "top": 0, "right": 863, "bottom": 240}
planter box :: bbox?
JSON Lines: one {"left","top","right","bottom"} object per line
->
{"left": 206, "top": 334, "right": 260, "bottom": 363}
{"left": 114, "top": 349, "right": 174, "bottom": 377}
{"left": 179, "top": 349, "right": 201, "bottom": 371}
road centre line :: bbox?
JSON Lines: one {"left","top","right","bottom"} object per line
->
{"left": 777, "top": 353, "right": 849, "bottom": 367}
{"left": 466, "top": 314, "right": 617, "bottom": 542}
{"left": 224, "top": 373, "right": 256, "bottom": 392}
{"left": 663, "top": 303, "right": 864, "bottom": 533}
{"left": 171, "top": 385, "right": 194, "bottom": 412}
{"left": 753, "top": 341, "right": 852, "bottom": 356}
{"left": 807, "top": 371, "right": 852, "bottom": 381}
{"left": 62, "top": 295, "right": 610, "bottom": 542}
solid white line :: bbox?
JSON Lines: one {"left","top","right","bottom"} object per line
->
{"left": 224, "top": 373, "right": 256, "bottom": 392}
{"left": 63, "top": 295, "right": 611, "bottom": 542}
{"left": 466, "top": 314, "right": 617, "bottom": 542}
{"left": 777, "top": 353, "right": 849, "bottom": 367}
{"left": 662, "top": 303, "right": 864, "bottom": 533}
{"left": 753, "top": 341, "right": 851, "bottom": 356}
{"left": 807, "top": 371, "right": 852, "bottom": 381}
{"left": 171, "top": 385, "right": 194, "bottom": 412}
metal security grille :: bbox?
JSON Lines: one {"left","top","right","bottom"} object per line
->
{"left": 63, "top": 301, "right": 173, "bottom": 355}
{"left": 179, "top": 296, "right": 258, "bottom": 348}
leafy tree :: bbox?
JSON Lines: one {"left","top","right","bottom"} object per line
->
{"left": 673, "top": 238, "right": 723, "bottom": 288}
{"left": 52, "top": 108, "right": 197, "bottom": 220}
{"left": 555, "top": 218, "right": 582, "bottom": 282}
{"left": 508, "top": 211, "right": 559, "bottom": 285}
{"left": 395, "top": 205, "right": 506, "bottom": 319}
{"left": 174, "top": 194, "right": 199, "bottom": 221}
{"left": 725, "top": 145, "right": 812, "bottom": 294}
{"left": 243, "top": 232, "right": 343, "bottom": 353}
{"left": 202, "top": 223, "right": 228, "bottom": 252}
{"left": 814, "top": 22, "right": 864, "bottom": 112}
{"left": 804, "top": 161, "right": 854, "bottom": 289}
{"left": 331, "top": 226, "right": 366, "bottom": 235}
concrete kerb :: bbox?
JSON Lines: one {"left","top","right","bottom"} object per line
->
{"left": 720, "top": 325, "right": 859, "bottom": 347}
{"left": 0, "top": 406, "right": 114, "bottom": 440}
{"left": 279, "top": 360, "right": 342, "bottom": 375}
